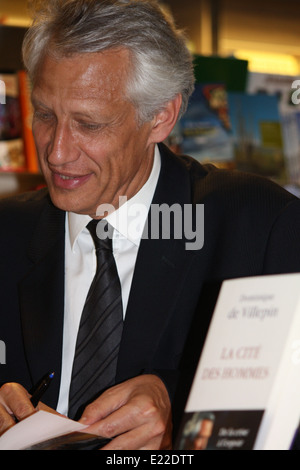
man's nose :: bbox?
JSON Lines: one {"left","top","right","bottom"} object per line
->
{"left": 47, "top": 122, "right": 80, "bottom": 166}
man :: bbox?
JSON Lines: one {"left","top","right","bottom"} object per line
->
{"left": 179, "top": 412, "right": 215, "bottom": 450}
{"left": 0, "top": 0, "right": 300, "bottom": 450}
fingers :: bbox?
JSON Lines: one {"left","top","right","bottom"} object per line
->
{"left": 79, "top": 374, "right": 173, "bottom": 450}
{"left": 0, "top": 383, "right": 35, "bottom": 436}
{"left": 101, "top": 422, "right": 171, "bottom": 451}
{"left": 98, "top": 405, "right": 173, "bottom": 450}
{"left": 0, "top": 403, "right": 16, "bottom": 436}
{"left": 79, "top": 384, "right": 127, "bottom": 426}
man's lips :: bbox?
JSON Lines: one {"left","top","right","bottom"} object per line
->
{"left": 51, "top": 170, "right": 92, "bottom": 189}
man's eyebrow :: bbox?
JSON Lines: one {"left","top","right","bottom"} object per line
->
{"left": 31, "top": 96, "right": 50, "bottom": 109}
{"left": 72, "top": 110, "right": 104, "bottom": 120}
{"left": 31, "top": 96, "right": 107, "bottom": 122}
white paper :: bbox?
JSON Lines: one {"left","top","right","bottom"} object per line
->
{"left": 0, "top": 410, "right": 88, "bottom": 450}
{"left": 180, "top": 273, "right": 300, "bottom": 450}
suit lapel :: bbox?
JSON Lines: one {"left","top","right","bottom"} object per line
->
{"left": 18, "top": 197, "right": 65, "bottom": 408}
{"left": 117, "top": 144, "right": 196, "bottom": 381}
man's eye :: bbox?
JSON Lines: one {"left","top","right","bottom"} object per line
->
{"left": 34, "top": 111, "right": 53, "bottom": 122}
{"left": 79, "top": 121, "right": 101, "bottom": 131}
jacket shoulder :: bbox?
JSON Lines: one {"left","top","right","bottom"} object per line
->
{"left": 0, "top": 188, "right": 50, "bottom": 216}
{"left": 177, "top": 152, "right": 295, "bottom": 208}
{"left": 159, "top": 143, "right": 295, "bottom": 211}
{"left": 0, "top": 188, "right": 53, "bottom": 241}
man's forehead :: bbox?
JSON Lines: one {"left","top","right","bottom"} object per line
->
{"left": 33, "top": 49, "right": 131, "bottom": 100}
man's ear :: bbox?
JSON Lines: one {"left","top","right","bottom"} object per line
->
{"left": 148, "top": 94, "right": 182, "bottom": 144}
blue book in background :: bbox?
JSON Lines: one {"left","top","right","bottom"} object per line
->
{"left": 168, "top": 83, "right": 234, "bottom": 167}
{"left": 227, "top": 91, "right": 287, "bottom": 183}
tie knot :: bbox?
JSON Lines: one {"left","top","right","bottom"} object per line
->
{"left": 87, "top": 219, "right": 113, "bottom": 252}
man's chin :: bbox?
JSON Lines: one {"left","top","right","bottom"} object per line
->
{"left": 48, "top": 190, "right": 94, "bottom": 216}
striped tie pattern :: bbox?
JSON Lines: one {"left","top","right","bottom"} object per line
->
{"left": 68, "top": 219, "right": 123, "bottom": 420}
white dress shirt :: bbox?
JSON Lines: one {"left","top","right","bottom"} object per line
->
{"left": 56, "top": 146, "right": 161, "bottom": 415}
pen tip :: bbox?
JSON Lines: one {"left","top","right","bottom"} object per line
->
{"left": 49, "top": 372, "right": 55, "bottom": 379}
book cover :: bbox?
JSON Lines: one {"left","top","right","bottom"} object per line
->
{"left": 0, "top": 73, "right": 26, "bottom": 172}
{"left": 193, "top": 55, "right": 248, "bottom": 93}
{"left": 167, "top": 83, "right": 234, "bottom": 167}
{"left": 176, "top": 273, "right": 300, "bottom": 450}
{"left": 18, "top": 70, "right": 39, "bottom": 173}
{"left": 247, "top": 71, "right": 300, "bottom": 186}
{"left": 227, "top": 91, "right": 287, "bottom": 183}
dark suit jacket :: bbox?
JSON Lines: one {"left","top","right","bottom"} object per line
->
{"left": 1, "top": 143, "right": 300, "bottom": 436}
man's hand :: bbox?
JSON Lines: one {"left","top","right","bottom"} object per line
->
{"left": 0, "top": 383, "right": 35, "bottom": 435}
{"left": 79, "top": 374, "right": 173, "bottom": 450}
{"left": 0, "top": 382, "right": 58, "bottom": 436}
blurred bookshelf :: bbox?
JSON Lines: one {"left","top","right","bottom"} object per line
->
{"left": 0, "top": 25, "right": 26, "bottom": 70}
{"left": 163, "top": 0, "right": 300, "bottom": 195}
{"left": 1, "top": 1, "right": 300, "bottom": 198}
{"left": 0, "top": 171, "right": 44, "bottom": 199}
{"left": 0, "top": 24, "right": 43, "bottom": 198}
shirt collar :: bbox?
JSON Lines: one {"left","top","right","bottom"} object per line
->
{"left": 68, "top": 145, "right": 161, "bottom": 250}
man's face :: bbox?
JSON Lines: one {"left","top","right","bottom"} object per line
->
{"left": 193, "top": 419, "right": 214, "bottom": 450}
{"left": 32, "top": 49, "right": 156, "bottom": 216}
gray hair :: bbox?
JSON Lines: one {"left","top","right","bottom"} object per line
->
{"left": 22, "top": 0, "right": 195, "bottom": 123}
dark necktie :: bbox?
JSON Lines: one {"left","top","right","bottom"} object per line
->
{"left": 68, "top": 219, "right": 123, "bottom": 420}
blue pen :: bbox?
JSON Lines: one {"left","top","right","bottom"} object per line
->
{"left": 30, "top": 371, "right": 55, "bottom": 408}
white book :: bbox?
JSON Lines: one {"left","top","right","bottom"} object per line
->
{"left": 176, "top": 273, "right": 300, "bottom": 450}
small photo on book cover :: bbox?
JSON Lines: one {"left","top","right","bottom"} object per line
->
{"left": 176, "top": 410, "right": 264, "bottom": 450}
